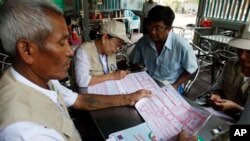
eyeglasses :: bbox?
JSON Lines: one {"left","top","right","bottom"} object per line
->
{"left": 146, "top": 25, "right": 168, "bottom": 32}
{"left": 111, "top": 38, "right": 124, "bottom": 49}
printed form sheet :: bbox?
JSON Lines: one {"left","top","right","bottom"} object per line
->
{"left": 135, "top": 85, "right": 210, "bottom": 141}
{"left": 88, "top": 71, "right": 160, "bottom": 95}
{"left": 88, "top": 72, "right": 210, "bottom": 141}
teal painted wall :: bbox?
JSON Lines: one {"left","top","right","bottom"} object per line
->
{"left": 98, "top": 0, "right": 144, "bottom": 11}
{"left": 52, "top": 0, "right": 65, "bottom": 10}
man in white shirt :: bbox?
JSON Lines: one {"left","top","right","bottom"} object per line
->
{"left": 142, "top": 0, "right": 158, "bottom": 35}
{"left": 0, "top": 0, "right": 151, "bottom": 141}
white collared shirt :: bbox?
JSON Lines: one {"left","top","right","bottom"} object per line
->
{"left": 0, "top": 67, "right": 78, "bottom": 141}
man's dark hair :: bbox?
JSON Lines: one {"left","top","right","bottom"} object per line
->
{"left": 148, "top": 5, "right": 175, "bottom": 27}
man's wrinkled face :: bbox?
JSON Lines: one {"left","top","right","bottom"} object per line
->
{"left": 32, "top": 13, "right": 74, "bottom": 81}
{"left": 147, "top": 21, "right": 171, "bottom": 42}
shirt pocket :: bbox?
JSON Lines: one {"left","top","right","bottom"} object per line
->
{"left": 160, "top": 62, "right": 180, "bottom": 75}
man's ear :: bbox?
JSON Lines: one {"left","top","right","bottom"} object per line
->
{"left": 16, "top": 39, "right": 35, "bottom": 64}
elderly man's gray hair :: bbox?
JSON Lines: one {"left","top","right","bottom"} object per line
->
{"left": 0, "top": 0, "right": 63, "bottom": 56}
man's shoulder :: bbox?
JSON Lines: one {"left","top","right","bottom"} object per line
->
{"left": 168, "top": 32, "right": 190, "bottom": 48}
{"left": 0, "top": 77, "right": 22, "bottom": 101}
{"left": 137, "top": 35, "right": 150, "bottom": 45}
{"left": 0, "top": 80, "right": 19, "bottom": 95}
{"left": 170, "top": 32, "right": 186, "bottom": 41}
{"left": 175, "top": 33, "right": 192, "bottom": 45}
{"left": 0, "top": 80, "right": 32, "bottom": 129}
{"left": 0, "top": 69, "right": 16, "bottom": 93}
{"left": 0, "top": 76, "right": 45, "bottom": 99}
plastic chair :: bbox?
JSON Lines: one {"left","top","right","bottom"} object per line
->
{"left": 123, "top": 10, "right": 140, "bottom": 34}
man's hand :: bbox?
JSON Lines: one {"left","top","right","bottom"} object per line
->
{"left": 213, "top": 99, "right": 243, "bottom": 112}
{"left": 111, "top": 70, "right": 130, "bottom": 80}
{"left": 209, "top": 94, "right": 222, "bottom": 103}
{"left": 126, "top": 89, "right": 151, "bottom": 106}
{"left": 177, "top": 130, "right": 197, "bottom": 141}
{"left": 209, "top": 94, "right": 222, "bottom": 110}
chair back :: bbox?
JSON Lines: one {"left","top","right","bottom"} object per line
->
{"left": 183, "top": 61, "right": 200, "bottom": 96}
{"left": 0, "top": 53, "right": 11, "bottom": 77}
{"left": 123, "top": 10, "right": 134, "bottom": 19}
{"left": 123, "top": 10, "right": 140, "bottom": 33}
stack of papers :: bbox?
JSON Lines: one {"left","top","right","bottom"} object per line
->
{"left": 88, "top": 72, "right": 210, "bottom": 141}
{"left": 135, "top": 85, "right": 210, "bottom": 141}
{"left": 88, "top": 72, "right": 160, "bottom": 95}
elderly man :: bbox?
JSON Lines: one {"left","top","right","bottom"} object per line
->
{"left": 0, "top": 0, "right": 151, "bottom": 140}
{"left": 209, "top": 36, "right": 250, "bottom": 119}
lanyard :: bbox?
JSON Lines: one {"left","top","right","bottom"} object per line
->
{"left": 99, "top": 54, "right": 109, "bottom": 74}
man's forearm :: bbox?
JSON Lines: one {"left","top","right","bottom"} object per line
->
{"left": 72, "top": 90, "right": 151, "bottom": 111}
{"left": 72, "top": 94, "right": 130, "bottom": 111}
{"left": 173, "top": 71, "right": 191, "bottom": 88}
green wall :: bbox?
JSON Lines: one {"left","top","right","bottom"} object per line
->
{"left": 0, "top": 0, "right": 4, "bottom": 5}
{"left": 52, "top": 0, "right": 65, "bottom": 10}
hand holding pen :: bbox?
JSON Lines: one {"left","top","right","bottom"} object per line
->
{"left": 111, "top": 70, "right": 130, "bottom": 80}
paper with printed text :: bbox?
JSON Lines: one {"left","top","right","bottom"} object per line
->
{"left": 88, "top": 72, "right": 210, "bottom": 141}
